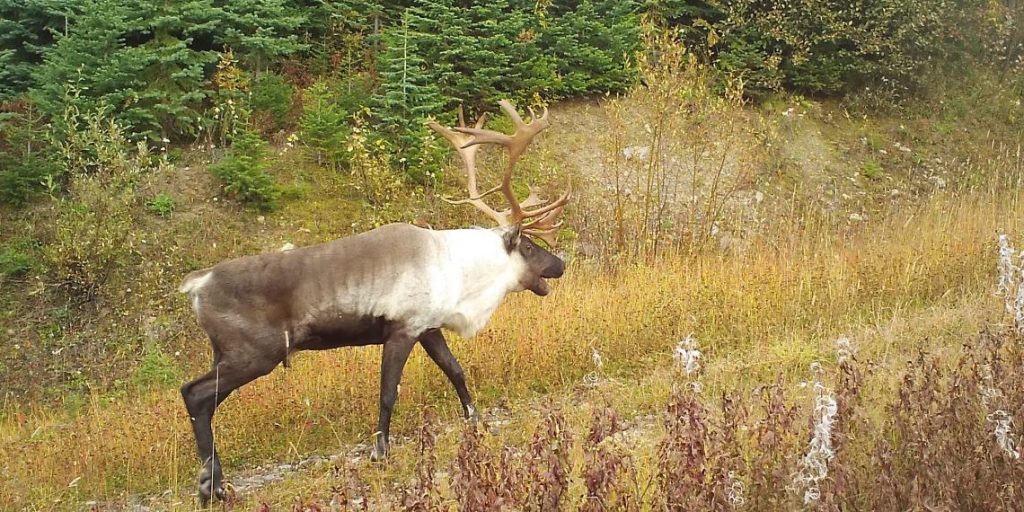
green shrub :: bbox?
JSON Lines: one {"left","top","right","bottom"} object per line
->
{"left": 861, "top": 160, "right": 884, "bottom": 180}
{"left": 45, "top": 106, "right": 149, "bottom": 300}
{"left": 0, "top": 237, "right": 38, "bottom": 279}
{"left": 250, "top": 72, "right": 294, "bottom": 132}
{"left": 674, "top": 0, "right": 1003, "bottom": 99}
{"left": 0, "top": 104, "right": 61, "bottom": 206}
{"left": 299, "top": 79, "right": 351, "bottom": 171}
{"left": 145, "top": 193, "right": 176, "bottom": 217}
{"left": 208, "top": 130, "right": 279, "bottom": 210}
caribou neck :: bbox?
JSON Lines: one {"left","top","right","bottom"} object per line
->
{"left": 436, "top": 227, "right": 526, "bottom": 338}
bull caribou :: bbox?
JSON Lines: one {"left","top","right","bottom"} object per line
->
{"left": 179, "top": 100, "right": 569, "bottom": 505}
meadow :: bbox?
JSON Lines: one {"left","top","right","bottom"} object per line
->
{"left": 3, "top": 179, "right": 1023, "bottom": 509}
{"left": 2, "top": 31, "right": 1024, "bottom": 511}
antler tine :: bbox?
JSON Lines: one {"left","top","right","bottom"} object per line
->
{"left": 520, "top": 184, "right": 571, "bottom": 222}
{"left": 427, "top": 112, "right": 508, "bottom": 226}
{"left": 433, "top": 101, "right": 569, "bottom": 244}
{"left": 451, "top": 100, "right": 552, "bottom": 224}
{"left": 522, "top": 209, "right": 565, "bottom": 247}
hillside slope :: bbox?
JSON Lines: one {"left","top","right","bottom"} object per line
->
{"left": 1, "top": 82, "right": 1023, "bottom": 509}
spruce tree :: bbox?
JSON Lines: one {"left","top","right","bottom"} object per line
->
{"left": 459, "top": 0, "right": 514, "bottom": 110}
{"left": 28, "top": 0, "right": 309, "bottom": 140}
{"left": 214, "top": 0, "right": 307, "bottom": 72}
{"left": 500, "top": 0, "right": 558, "bottom": 102}
{"left": 543, "top": 0, "right": 641, "bottom": 96}
{"left": 372, "top": 8, "right": 447, "bottom": 182}
{"left": 31, "top": 0, "right": 218, "bottom": 139}
{"left": 0, "top": 0, "right": 75, "bottom": 100}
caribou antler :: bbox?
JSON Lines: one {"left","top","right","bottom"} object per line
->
{"left": 426, "top": 107, "right": 509, "bottom": 225}
{"left": 429, "top": 100, "right": 571, "bottom": 246}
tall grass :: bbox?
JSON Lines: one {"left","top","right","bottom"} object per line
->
{"left": 0, "top": 189, "right": 1017, "bottom": 510}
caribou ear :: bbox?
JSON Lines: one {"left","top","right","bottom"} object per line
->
{"left": 503, "top": 224, "right": 522, "bottom": 253}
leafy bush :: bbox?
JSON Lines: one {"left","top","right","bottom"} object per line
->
{"left": 201, "top": 50, "right": 253, "bottom": 148}
{"left": 208, "top": 129, "right": 279, "bottom": 211}
{"left": 145, "top": 193, "right": 176, "bottom": 217}
{"left": 45, "top": 106, "right": 150, "bottom": 300}
{"left": 0, "top": 237, "right": 38, "bottom": 280}
{"left": 673, "top": 0, "right": 1005, "bottom": 98}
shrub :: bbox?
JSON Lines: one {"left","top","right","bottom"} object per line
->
{"left": 249, "top": 72, "right": 294, "bottom": 132}
{"left": 45, "top": 105, "right": 150, "bottom": 300}
{"left": 299, "top": 79, "right": 350, "bottom": 171}
{"left": 581, "top": 30, "right": 763, "bottom": 259}
{"left": 861, "top": 160, "right": 884, "bottom": 180}
{"left": 208, "top": 129, "right": 280, "bottom": 211}
{"left": 0, "top": 237, "right": 38, "bottom": 280}
{"left": 675, "top": 0, "right": 1004, "bottom": 98}
{"left": 201, "top": 50, "right": 252, "bottom": 148}
{"left": 145, "top": 193, "right": 176, "bottom": 217}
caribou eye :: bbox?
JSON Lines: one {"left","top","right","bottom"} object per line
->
{"left": 524, "top": 243, "right": 533, "bottom": 254}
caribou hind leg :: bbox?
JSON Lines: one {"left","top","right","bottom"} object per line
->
{"left": 419, "top": 329, "right": 477, "bottom": 420}
{"left": 181, "top": 346, "right": 281, "bottom": 505}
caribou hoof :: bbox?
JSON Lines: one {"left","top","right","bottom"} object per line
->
{"left": 465, "top": 404, "right": 479, "bottom": 423}
{"left": 370, "top": 433, "right": 389, "bottom": 462}
{"left": 197, "top": 458, "right": 224, "bottom": 506}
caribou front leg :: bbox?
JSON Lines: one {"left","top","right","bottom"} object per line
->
{"left": 372, "top": 330, "right": 417, "bottom": 461}
{"left": 419, "top": 329, "right": 477, "bottom": 420}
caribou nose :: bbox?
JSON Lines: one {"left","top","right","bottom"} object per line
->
{"left": 543, "top": 258, "right": 565, "bottom": 279}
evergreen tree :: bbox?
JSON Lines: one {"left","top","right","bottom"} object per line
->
{"left": 499, "top": 0, "right": 558, "bottom": 102}
{"left": 458, "top": 0, "right": 515, "bottom": 110}
{"left": 28, "top": 0, "right": 308, "bottom": 140}
{"left": 412, "top": 0, "right": 472, "bottom": 109}
{"left": 30, "top": 0, "right": 217, "bottom": 139}
{"left": 0, "top": 0, "right": 75, "bottom": 100}
{"left": 214, "top": 0, "right": 307, "bottom": 72}
{"left": 543, "top": 0, "right": 641, "bottom": 96}
{"left": 372, "top": 8, "right": 447, "bottom": 182}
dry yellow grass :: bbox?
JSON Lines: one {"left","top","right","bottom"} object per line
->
{"left": 0, "top": 189, "right": 1019, "bottom": 510}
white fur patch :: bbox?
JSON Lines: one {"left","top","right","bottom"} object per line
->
{"left": 179, "top": 271, "right": 213, "bottom": 312}
{"left": 434, "top": 228, "right": 527, "bottom": 338}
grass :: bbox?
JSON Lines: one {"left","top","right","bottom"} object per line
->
{"left": 1, "top": 65, "right": 1021, "bottom": 509}
{"left": 0, "top": 187, "right": 1018, "bottom": 510}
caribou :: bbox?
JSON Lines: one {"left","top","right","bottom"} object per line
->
{"left": 178, "top": 100, "right": 570, "bottom": 505}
